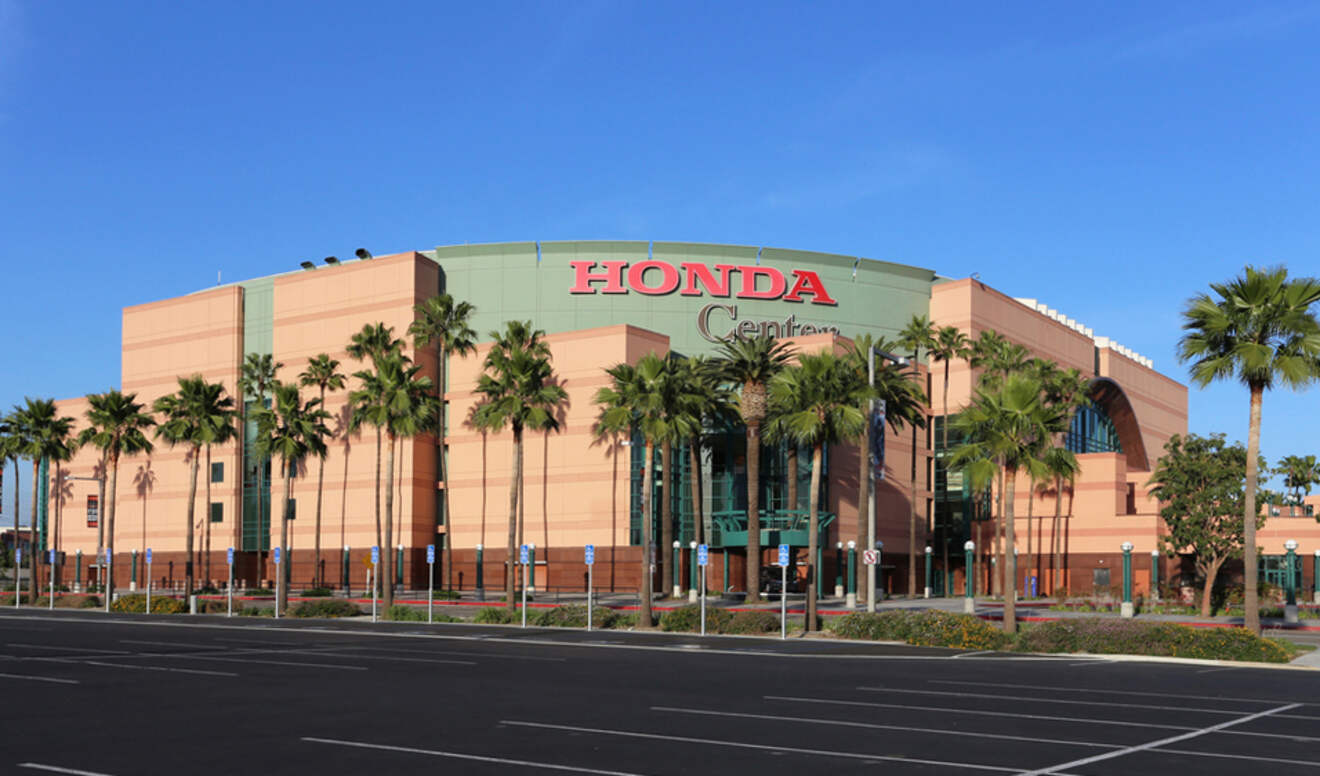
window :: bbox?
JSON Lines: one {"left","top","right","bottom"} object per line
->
{"left": 211, "top": 462, "right": 224, "bottom": 483}
{"left": 1125, "top": 483, "right": 1136, "bottom": 515}
{"left": 210, "top": 503, "right": 223, "bottom": 523}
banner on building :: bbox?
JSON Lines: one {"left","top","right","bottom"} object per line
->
{"left": 87, "top": 495, "right": 99, "bottom": 528}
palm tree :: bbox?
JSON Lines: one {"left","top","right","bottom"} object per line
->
{"left": 769, "top": 352, "right": 866, "bottom": 630}
{"left": 16, "top": 399, "right": 76, "bottom": 603}
{"left": 77, "top": 391, "right": 155, "bottom": 605}
{"left": 1275, "top": 454, "right": 1320, "bottom": 512}
{"left": 717, "top": 335, "right": 795, "bottom": 598}
{"left": 1041, "top": 446, "right": 1079, "bottom": 594}
{"left": 671, "top": 356, "right": 734, "bottom": 554}
{"left": 930, "top": 326, "right": 971, "bottom": 593}
{"left": 1039, "top": 366, "right": 1089, "bottom": 594}
{"left": 3, "top": 410, "right": 25, "bottom": 597}
{"left": 473, "top": 322, "right": 568, "bottom": 611}
{"left": 154, "top": 377, "right": 236, "bottom": 596}
{"left": 240, "top": 353, "right": 283, "bottom": 581}
{"left": 1179, "top": 266, "right": 1320, "bottom": 634}
{"left": 255, "top": 381, "right": 331, "bottom": 614}
{"left": 200, "top": 388, "right": 238, "bottom": 584}
{"left": 897, "top": 315, "right": 934, "bottom": 594}
{"left": 299, "top": 354, "right": 347, "bottom": 587}
{"left": 350, "top": 352, "right": 436, "bottom": 609}
{"left": 952, "top": 373, "right": 1068, "bottom": 633}
{"left": 409, "top": 294, "right": 477, "bottom": 594}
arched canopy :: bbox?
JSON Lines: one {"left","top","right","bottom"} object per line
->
{"left": 1086, "top": 378, "right": 1149, "bottom": 471}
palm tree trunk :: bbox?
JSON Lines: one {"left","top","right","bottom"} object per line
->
{"left": 1243, "top": 384, "right": 1263, "bottom": 634}
{"left": 185, "top": 445, "right": 200, "bottom": 596}
{"left": 373, "top": 427, "right": 383, "bottom": 600}
{"left": 639, "top": 438, "right": 655, "bottom": 627}
{"left": 910, "top": 402, "right": 921, "bottom": 595}
{"left": 689, "top": 441, "right": 702, "bottom": 548}
{"left": 856, "top": 419, "right": 868, "bottom": 603}
{"left": 13, "top": 459, "right": 20, "bottom": 598}
{"left": 438, "top": 345, "right": 455, "bottom": 594}
{"left": 787, "top": 443, "right": 799, "bottom": 514}
{"left": 661, "top": 440, "right": 674, "bottom": 596}
{"left": 204, "top": 445, "right": 212, "bottom": 585}
{"left": 1051, "top": 475, "right": 1062, "bottom": 595}
{"left": 279, "top": 465, "right": 292, "bottom": 614}
{"left": 29, "top": 460, "right": 39, "bottom": 603}
{"left": 315, "top": 386, "right": 326, "bottom": 588}
{"left": 806, "top": 441, "right": 823, "bottom": 631}
{"left": 1065, "top": 481, "right": 1075, "bottom": 593}
{"left": 992, "top": 468, "right": 1004, "bottom": 597}
{"left": 106, "top": 452, "right": 120, "bottom": 602}
{"left": 504, "top": 426, "right": 521, "bottom": 610}
{"left": 745, "top": 422, "right": 761, "bottom": 598}
{"left": 384, "top": 432, "right": 396, "bottom": 609}
{"left": 942, "top": 359, "right": 951, "bottom": 596}
{"left": 96, "top": 451, "right": 106, "bottom": 558}
{"left": 1003, "top": 466, "right": 1018, "bottom": 634}
{"left": 1024, "top": 480, "right": 1034, "bottom": 598}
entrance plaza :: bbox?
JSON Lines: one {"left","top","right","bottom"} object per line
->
{"left": 36, "top": 242, "right": 1320, "bottom": 598}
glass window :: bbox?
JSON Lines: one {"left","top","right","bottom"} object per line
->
{"left": 210, "top": 502, "right": 223, "bottom": 523}
{"left": 211, "top": 462, "right": 224, "bottom": 483}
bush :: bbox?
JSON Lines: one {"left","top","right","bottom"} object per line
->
{"left": 660, "top": 605, "right": 733, "bottom": 633}
{"left": 289, "top": 599, "right": 361, "bottom": 618}
{"left": 721, "top": 611, "right": 781, "bottom": 635}
{"left": 609, "top": 611, "right": 639, "bottom": 629}
{"left": 1015, "top": 618, "right": 1293, "bottom": 663}
{"left": 300, "top": 587, "right": 334, "bottom": 597}
{"left": 239, "top": 606, "right": 274, "bottom": 617}
{"left": 27, "top": 594, "right": 102, "bottom": 609}
{"left": 245, "top": 588, "right": 274, "bottom": 596}
{"left": 829, "top": 611, "right": 1011, "bottom": 650}
{"left": 431, "top": 589, "right": 461, "bottom": 600}
{"left": 381, "top": 604, "right": 460, "bottom": 622}
{"left": 199, "top": 599, "right": 232, "bottom": 614}
{"left": 110, "top": 594, "right": 186, "bottom": 614}
{"left": 194, "top": 585, "right": 221, "bottom": 595}
{"left": 473, "top": 606, "right": 519, "bottom": 624}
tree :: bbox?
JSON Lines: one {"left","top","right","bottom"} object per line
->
{"left": 1149, "top": 434, "right": 1264, "bottom": 617}
{"left": 240, "top": 353, "right": 283, "bottom": 581}
{"left": 299, "top": 354, "right": 346, "bottom": 586}
{"left": 593, "top": 353, "right": 698, "bottom": 627}
{"left": 154, "top": 377, "right": 235, "bottom": 596}
{"left": 1274, "top": 454, "right": 1320, "bottom": 511}
{"left": 951, "top": 374, "right": 1068, "bottom": 633}
{"left": 471, "top": 321, "right": 567, "bottom": 611}
{"left": 410, "top": 294, "right": 477, "bottom": 595}
{"left": 15, "top": 399, "right": 76, "bottom": 602}
{"left": 897, "top": 315, "right": 935, "bottom": 594}
{"left": 78, "top": 391, "right": 155, "bottom": 605}
{"left": 930, "top": 326, "right": 971, "bottom": 592}
{"left": 0, "top": 413, "right": 21, "bottom": 596}
{"left": 255, "top": 381, "right": 330, "bottom": 614}
{"left": 717, "top": 335, "right": 795, "bottom": 597}
{"left": 671, "top": 356, "right": 734, "bottom": 555}
{"left": 769, "top": 352, "right": 865, "bottom": 629}
{"left": 1179, "top": 266, "right": 1320, "bottom": 634}
{"left": 1038, "top": 366, "right": 1089, "bottom": 594}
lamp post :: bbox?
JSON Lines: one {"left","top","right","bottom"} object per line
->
{"left": 866, "top": 346, "right": 907, "bottom": 613}
{"left": 688, "top": 541, "right": 698, "bottom": 603}
{"left": 1120, "top": 542, "right": 1134, "bottom": 618}
{"left": 528, "top": 543, "right": 536, "bottom": 594}
{"left": 475, "top": 543, "right": 484, "bottom": 600}
{"left": 924, "top": 545, "right": 933, "bottom": 599}
{"left": 672, "top": 540, "right": 681, "bottom": 599}
{"left": 834, "top": 542, "right": 844, "bottom": 599}
{"left": 845, "top": 541, "right": 857, "bottom": 608}
{"left": 1150, "top": 550, "right": 1160, "bottom": 602}
{"left": 1313, "top": 549, "right": 1320, "bottom": 606}
{"left": 1284, "top": 540, "right": 1298, "bottom": 624}
{"left": 963, "top": 540, "right": 975, "bottom": 613}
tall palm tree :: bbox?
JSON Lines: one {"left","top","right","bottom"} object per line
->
{"left": 300, "top": 354, "right": 346, "bottom": 587}
{"left": 409, "top": 294, "right": 477, "bottom": 594}
{"left": 952, "top": 373, "right": 1068, "bottom": 633}
{"left": 473, "top": 321, "right": 568, "bottom": 612}
{"left": 3, "top": 410, "right": 25, "bottom": 597}
{"left": 77, "top": 391, "right": 155, "bottom": 605}
{"left": 154, "top": 377, "right": 236, "bottom": 596}
{"left": 671, "top": 356, "right": 733, "bottom": 554}
{"left": 769, "top": 352, "right": 866, "bottom": 629}
{"left": 256, "top": 381, "right": 331, "bottom": 614}
{"left": 1039, "top": 366, "right": 1089, "bottom": 594}
{"left": 1179, "top": 266, "right": 1320, "bottom": 634}
{"left": 1275, "top": 454, "right": 1320, "bottom": 511}
{"left": 240, "top": 353, "right": 283, "bottom": 581}
{"left": 17, "top": 399, "right": 76, "bottom": 603}
{"left": 1041, "top": 446, "right": 1079, "bottom": 594}
{"left": 350, "top": 352, "right": 435, "bottom": 608}
{"left": 717, "top": 335, "right": 795, "bottom": 598}
{"left": 930, "top": 326, "right": 971, "bottom": 593}
{"left": 897, "top": 315, "right": 934, "bottom": 593}
{"left": 199, "top": 386, "right": 238, "bottom": 584}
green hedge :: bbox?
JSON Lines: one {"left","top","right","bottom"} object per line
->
{"left": 384, "top": 605, "right": 459, "bottom": 622}
{"left": 829, "top": 611, "right": 1011, "bottom": 650}
{"left": 660, "top": 605, "right": 734, "bottom": 633}
{"left": 288, "top": 599, "right": 361, "bottom": 618}
{"left": 1015, "top": 619, "right": 1294, "bottom": 663}
{"left": 299, "top": 587, "right": 334, "bottom": 597}
{"left": 111, "top": 594, "right": 186, "bottom": 614}
{"left": 473, "top": 606, "right": 519, "bottom": 624}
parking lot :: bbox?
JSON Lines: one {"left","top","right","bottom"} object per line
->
{"left": 1, "top": 609, "right": 1317, "bottom": 775}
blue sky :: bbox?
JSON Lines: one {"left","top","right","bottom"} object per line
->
{"left": 2, "top": 1, "right": 1319, "bottom": 523}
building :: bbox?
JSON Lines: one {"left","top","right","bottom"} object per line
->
{"left": 32, "top": 241, "right": 1315, "bottom": 599}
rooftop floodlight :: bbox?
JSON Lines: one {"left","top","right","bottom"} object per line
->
{"left": 355, "top": 248, "right": 372, "bottom": 260}
{"left": 324, "top": 256, "right": 340, "bottom": 265}
{"left": 299, "top": 261, "right": 316, "bottom": 270}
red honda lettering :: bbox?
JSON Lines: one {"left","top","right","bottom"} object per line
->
{"left": 737, "top": 266, "right": 787, "bottom": 300}
{"left": 569, "top": 261, "right": 628, "bottom": 294}
{"left": 680, "top": 263, "right": 735, "bottom": 297}
{"left": 783, "top": 270, "right": 837, "bottom": 305}
{"left": 627, "top": 260, "right": 681, "bottom": 295}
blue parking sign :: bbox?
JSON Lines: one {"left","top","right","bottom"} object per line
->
{"left": 697, "top": 544, "right": 709, "bottom": 566}
{"left": 48, "top": 549, "right": 55, "bottom": 564}
{"left": 584, "top": 544, "right": 594, "bottom": 565}
{"left": 226, "top": 547, "right": 233, "bottom": 565}
{"left": 273, "top": 547, "right": 281, "bottom": 565}
{"left": 519, "top": 544, "right": 529, "bottom": 565}
{"left": 778, "top": 544, "right": 790, "bottom": 567}
{"left": 371, "top": 546, "right": 380, "bottom": 565}
{"left": 146, "top": 548, "right": 152, "bottom": 565}
{"left": 426, "top": 544, "right": 435, "bottom": 564}
{"left": 13, "top": 548, "right": 18, "bottom": 564}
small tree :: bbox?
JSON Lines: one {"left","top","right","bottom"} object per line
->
{"left": 1148, "top": 433, "right": 1264, "bottom": 617}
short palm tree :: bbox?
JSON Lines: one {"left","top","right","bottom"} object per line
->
{"left": 1179, "top": 266, "right": 1320, "bottom": 634}
{"left": 346, "top": 323, "right": 404, "bottom": 592}
{"left": 1275, "top": 454, "right": 1320, "bottom": 511}
{"left": 473, "top": 321, "right": 568, "bottom": 612}
{"left": 256, "top": 381, "right": 331, "bottom": 614}
{"left": 717, "top": 335, "right": 795, "bottom": 598}
{"left": 77, "top": 391, "right": 155, "bottom": 605}
{"left": 240, "top": 353, "right": 283, "bottom": 578}
{"left": 952, "top": 373, "right": 1068, "bottom": 633}
{"left": 17, "top": 399, "right": 76, "bottom": 602}
{"left": 409, "top": 294, "right": 477, "bottom": 593}
{"left": 154, "top": 377, "right": 235, "bottom": 595}
{"left": 350, "top": 352, "right": 436, "bottom": 608}
{"left": 299, "top": 354, "right": 346, "bottom": 586}
{"left": 930, "top": 326, "right": 971, "bottom": 591}
{"left": 2, "top": 410, "right": 25, "bottom": 596}
{"left": 897, "top": 315, "right": 934, "bottom": 592}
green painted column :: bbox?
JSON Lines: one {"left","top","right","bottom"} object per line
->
{"left": 1121, "top": 542, "right": 1134, "bottom": 618}
{"left": 528, "top": 544, "right": 536, "bottom": 591}
{"left": 672, "top": 541, "right": 681, "bottom": 596}
{"left": 722, "top": 549, "right": 729, "bottom": 592}
{"left": 846, "top": 542, "right": 856, "bottom": 595}
{"left": 342, "top": 546, "right": 350, "bottom": 591}
{"left": 924, "top": 545, "right": 933, "bottom": 599}
{"left": 75, "top": 550, "right": 82, "bottom": 588}
{"left": 1150, "top": 550, "right": 1160, "bottom": 601}
{"left": 834, "top": 542, "right": 843, "bottom": 597}
{"left": 963, "top": 541, "right": 975, "bottom": 613}
{"left": 1314, "top": 549, "right": 1319, "bottom": 603}
{"left": 475, "top": 544, "right": 484, "bottom": 591}
{"left": 131, "top": 550, "right": 138, "bottom": 588}
{"left": 816, "top": 543, "right": 824, "bottom": 598}
{"left": 1284, "top": 540, "right": 1298, "bottom": 607}
{"left": 688, "top": 542, "right": 698, "bottom": 593}
{"left": 396, "top": 545, "right": 404, "bottom": 586}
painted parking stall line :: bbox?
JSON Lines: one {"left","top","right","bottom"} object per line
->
{"left": 18, "top": 764, "right": 118, "bottom": 776}
{"left": 302, "top": 737, "right": 653, "bottom": 776}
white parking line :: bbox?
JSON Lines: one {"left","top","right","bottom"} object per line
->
{"left": 151, "top": 653, "right": 368, "bottom": 671}
{"left": 1015, "top": 703, "right": 1301, "bottom": 776}
{"left": 501, "top": 720, "right": 1039, "bottom": 773}
{"left": 18, "top": 764, "right": 115, "bottom": 775}
{"left": 1157, "top": 747, "right": 1320, "bottom": 766}
{"left": 81, "top": 661, "right": 238, "bottom": 677}
{"left": 0, "top": 672, "right": 79, "bottom": 685}
{"left": 930, "top": 679, "right": 1310, "bottom": 707}
{"left": 288, "top": 650, "right": 475, "bottom": 666}
{"left": 7, "top": 643, "right": 130, "bottom": 655}
{"left": 334, "top": 644, "right": 568, "bottom": 662}
{"left": 858, "top": 685, "right": 1249, "bottom": 715}
{"left": 302, "top": 736, "right": 651, "bottom": 775}
{"left": 652, "top": 706, "right": 1122, "bottom": 749}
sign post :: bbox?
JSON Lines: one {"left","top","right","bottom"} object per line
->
{"left": 273, "top": 546, "right": 282, "bottom": 619}
{"left": 426, "top": 544, "right": 435, "bottom": 624}
{"left": 48, "top": 549, "right": 55, "bottom": 610}
{"left": 370, "top": 546, "right": 379, "bottom": 622}
{"left": 698, "top": 544, "right": 709, "bottom": 635}
{"left": 777, "top": 544, "right": 789, "bottom": 640}
{"left": 584, "top": 544, "right": 595, "bottom": 631}
{"left": 519, "top": 544, "right": 530, "bottom": 628}
{"left": 226, "top": 547, "right": 234, "bottom": 617}
{"left": 145, "top": 549, "right": 153, "bottom": 614}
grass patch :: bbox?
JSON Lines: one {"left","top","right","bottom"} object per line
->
{"left": 1015, "top": 618, "right": 1294, "bottom": 663}
{"left": 288, "top": 599, "right": 361, "bottom": 618}
{"left": 383, "top": 605, "right": 460, "bottom": 622}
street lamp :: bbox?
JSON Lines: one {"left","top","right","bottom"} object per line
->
{"left": 1284, "top": 540, "right": 1299, "bottom": 624}
{"left": 864, "top": 346, "right": 907, "bottom": 613}
{"left": 672, "top": 540, "right": 682, "bottom": 599}
{"left": 845, "top": 541, "right": 857, "bottom": 609}
{"left": 963, "top": 540, "right": 975, "bottom": 613}
{"left": 1120, "top": 542, "right": 1134, "bottom": 618}
{"left": 689, "top": 541, "right": 699, "bottom": 602}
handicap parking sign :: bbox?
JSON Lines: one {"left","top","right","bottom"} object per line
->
{"left": 146, "top": 548, "right": 152, "bottom": 565}
{"left": 778, "top": 544, "right": 790, "bottom": 567}
{"left": 697, "top": 544, "right": 709, "bottom": 566}
{"left": 584, "top": 544, "right": 595, "bottom": 565}
{"left": 426, "top": 544, "right": 435, "bottom": 564}
{"left": 226, "top": 547, "right": 234, "bottom": 565}
{"left": 371, "top": 546, "right": 379, "bottom": 565}
{"left": 519, "top": 544, "right": 530, "bottom": 565}
{"left": 273, "top": 547, "right": 281, "bottom": 565}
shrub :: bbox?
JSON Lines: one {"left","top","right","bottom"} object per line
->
{"left": 660, "top": 605, "right": 733, "bottom": 633}
{"left": 244, "top": 588, "right": 274, "bottom": 596}
{"left": 1015, "top": 618, "right": 1293, "bottom": 663}
{"left": 199, "top": 599, "right": 232, "bottom": 614}
{"left": 608, "top": 611, "right": 639, "bottom": 629}
{"left": 532, "top": 605, "right": 589, "bottom": 628}
{"left": 829, "top": 611, "right": 1010, "bottom": 650}
{"left": 194, "top": 585, "right": 221, "bottom": 595}
{"left": 239, "top": 606, "right": 274, "bottom": 617}
{"left": 28, "top": 594, "right": 102, "bottom": 609}
{"left": 721, "top": 611, "right": 781, "bottom": 635}
{"left": 289, "top": 599, "right": 361, "bottom": 618}
{"left": 473, "top": 606, "right": 518, "bottom": 624}
{"left": 110, "top": 594, "right": 186, "bottom": 614}
{"left": 431, "top": 589, "right": 461, "bottom": 600}
{"left": 300, "top": 587, "right": 334, "bottom": 597}
{"left": 380, "top": 604, "right": 459, "bottom": 622}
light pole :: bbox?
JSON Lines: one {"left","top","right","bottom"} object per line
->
{"left": 1313, "top": 549, "right": 1320, "bottom": 605}
{"left": 866, "top": 346, "right": 908, "bottom": 612}
{"left": 924, "top": 545, "right": 933, "bottom": 599}
{"left": 672, "top": 540, "right": 681, "bottom": 599}
{"left": 1150, "top": 550, "right": 1160, "bottom": 602}
{"left": 845, "top": 540, "right": 856, "bottom": 609}
{"left": 1120, "top": 542, "right": 1134, "bottom": 618}
{"left": 1284, "top": 540, "right": 1298, "bottom": 624}
{"left": 688, "top": 541, "right": 698, "bottom": 603}
{"left": 963, "top": 540, "right": 975, "bottom": 613}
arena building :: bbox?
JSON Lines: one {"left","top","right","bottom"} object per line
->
{"left": 33, "top": 241, "right": 1320, "bottom": 601}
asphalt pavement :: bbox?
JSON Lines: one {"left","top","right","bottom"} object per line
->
{"left": 0, "top": 608, "right": 1317, "bottom": 775}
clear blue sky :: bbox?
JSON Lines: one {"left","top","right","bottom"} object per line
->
{"left": 2, "top": 1, "right": 1318, "bottom": 525}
